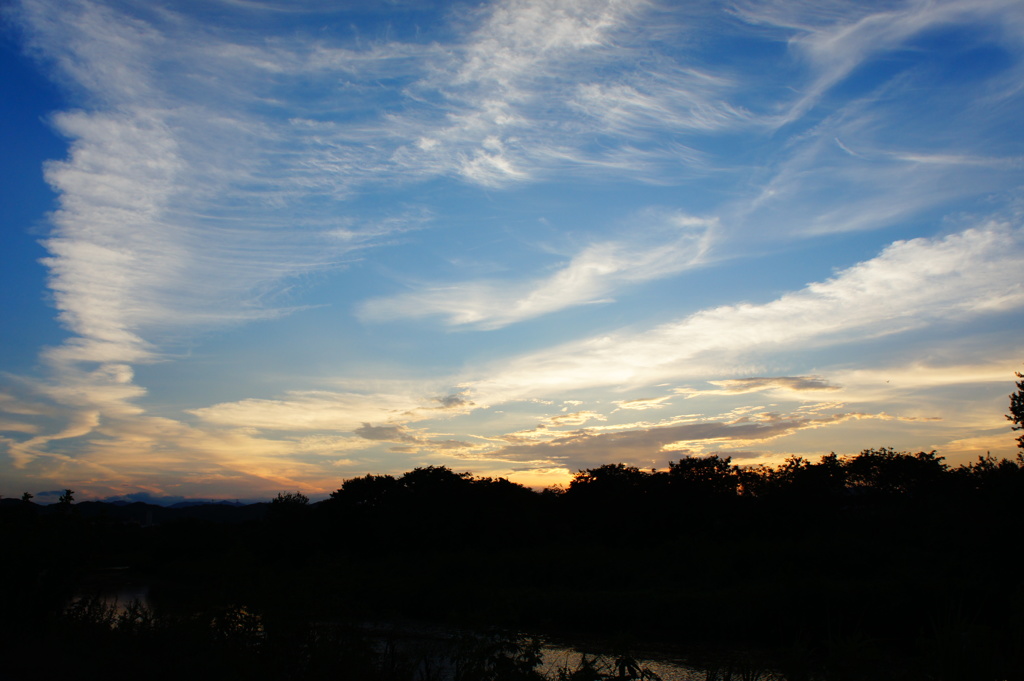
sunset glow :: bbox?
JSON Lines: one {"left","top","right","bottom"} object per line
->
{"left": 1, "top": 0, "right": 1022, "bottom": 503}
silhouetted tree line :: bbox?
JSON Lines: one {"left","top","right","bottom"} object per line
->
{"left": 309, "top": 449, "right": 1024, "bottom": 544}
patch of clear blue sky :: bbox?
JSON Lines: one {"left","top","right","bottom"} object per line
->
{"left": 0, "top": 31, "right": 66, "bottom": 368}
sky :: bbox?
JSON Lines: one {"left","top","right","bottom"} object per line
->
{"left": 1, "top": 0, "right": 1023, "bottom": 504}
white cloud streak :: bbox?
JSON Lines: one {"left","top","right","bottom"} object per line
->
{"left": 488, "top": 408, "right": 887, "bottom": 468}
{"left": 735, "top": 0, "right": 1024, "bottom": 125}
{"left": 677, "top": 376, "right": 840, "bottom": 397}
{"left": 386, "top": 0, "right": 745, "bottom": 185}
{"left": 189, "top": 390, "right": 423, "bottom": 432}
{"left": 544, "top": 410, "right": 607, "bottom": 426}
{"left": 16, "top": 0, "right": 422, "bottom": 370}
{"left": 359, "top": 212, "right": 714, "bottom": 328}
{"left": 613, "top": 396, "right": 675, "bottom": 410}
{"left": 11, "top": 0, "right": 738, "bottom": 379}
{"left": 464, "top": 223, "right": 1024, "bottom": 403}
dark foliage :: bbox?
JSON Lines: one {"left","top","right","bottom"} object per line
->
{"left": 1010, "top": 370, "right": 1024, "bottom": 450}
{"left": 3, "top": 449, "right": 1024, "bottom": 680}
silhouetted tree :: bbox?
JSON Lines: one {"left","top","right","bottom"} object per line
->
{"left": 844, "top": 448, "right": 946, "bottom": 496}
{"left": 1009, "top": 370, "right": 1024, "bottom": 449}
{"left": 271, "top": 491, "right": 309, "bottom": 506}
{"left": 468, "top": 476, "right": 538, "bottom": 515}
{"left": 567, "top": 463, "right": 660, "bottom": 498}
{"left": 330, "top": 473, "right": 399, "bottom": 510}
{"left": 267, "top": 491, "right": 310, "bottom": 527}
{"left": 399, "top": 465, "right": 473, "bottom": 496}
{"left": 561, "top": 464, "right": 673, "bottom": 537}
{"left": 566, "top": 464, "right": 667, "bottom": 521}
{"left": 954, "top": 452, "right": 1024, "bottom": 500}
{"left": 667, "top": 455, "right": 739, "bottom": 499}
{"left": 58, "top": 489, "right": 74, "bottom": 505}
{"left": 794, "top": 453, "right": 846, "bottom": 497}
{"left": 21, "top": 492, "right": 33, "bottom": 503}
{"left": 747, "top": 453, "right": 847, "bottom": 504}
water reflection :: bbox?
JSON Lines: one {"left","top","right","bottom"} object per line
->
{"left": 60, "top": 584, "right": 772, "bottom": 681}
{"left": 70, "top": 566, "right": 151, "bottom": 614}
{"left": 357, "top": 620, "right": 710, "bottom": 681}
{"left": 539, "top": 647, "right": 700, "bottom": 681}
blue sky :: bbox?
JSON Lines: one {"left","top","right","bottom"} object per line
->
{"left": 2, "top": 0, "right": 1023, "bottom": 503}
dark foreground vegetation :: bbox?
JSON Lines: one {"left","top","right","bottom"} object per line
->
{"left": 4, "top": 443, "right": 1024, "bottom": 679}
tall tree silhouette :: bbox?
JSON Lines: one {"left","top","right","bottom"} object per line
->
{"left": 330, "top": 473, "right": 399, "bottom": 510}
{"left": 667, "top": 455, "right": 739, "bottom": 500}
{"left": 843, "top": 447, "right": 947, "bottom": 496}
{"left": 1008, "top": 369, "right": 1024, "bottom": 449}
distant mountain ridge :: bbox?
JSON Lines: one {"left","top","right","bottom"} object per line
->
{"left": 0, "top": 497, "right": 270, "bottom": 524}
{"left": 167, "top": 500, "right": 248, "bottom": 508}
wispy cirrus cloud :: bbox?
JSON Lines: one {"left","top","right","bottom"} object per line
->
{"left": 10, "top": 0, "right": 732, "bottom": 487}
{"left": 1, "top": 385, "right": 419, "bottom": 496}
{"left": 14, "top": 0, "right": 1022, "bottom": 378}
{"left": 190, "top": 390, "right": 426, "bottom": 432}
{"left": 350, "top": 422, "right": 484, "bottom": 457}
{"left": 677, "top": 376, "right": 840, "bottom": 397}
{"left": 359, "top": 212, "right": 714, "bottom": 329}
{"left": 4, "top": 0, "right": 1023, "bottom": 500}
{"left": 487, "top": 408, "right": 892, "bottom": 469}
{"left": 478, "top": 393, "right": 955, "bottom": 472}
{"left": 174, "top": 221, "right": 1023, "bottom": 463}
{"left": 728, "top": 102, "right": 1022, "bottom": 243}
{"left": 15, "top": 0, "right": 430, "bottom": 371}
{"left": 735, "top": 0, "right": 1024, "bottom": 125}
{"left": 386, "top": 0, "right": 749, "bottom": 185}
{"left": 464, "top": 223, "right": 1024, "bottom": 403}
{"left": 570, "top": 69, "right": 749, "bottom": 136}
{"left": 613, "top": 395, "right": 675, "bottom": 410}
{"left": 11, "top": 0, "right": 731, "bottom": 385}
{"left": 544, "top": 410, "right": 607, "bottom": 426}
{"left": 716, "top": 0, "right": 1024, "bottom": 247}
